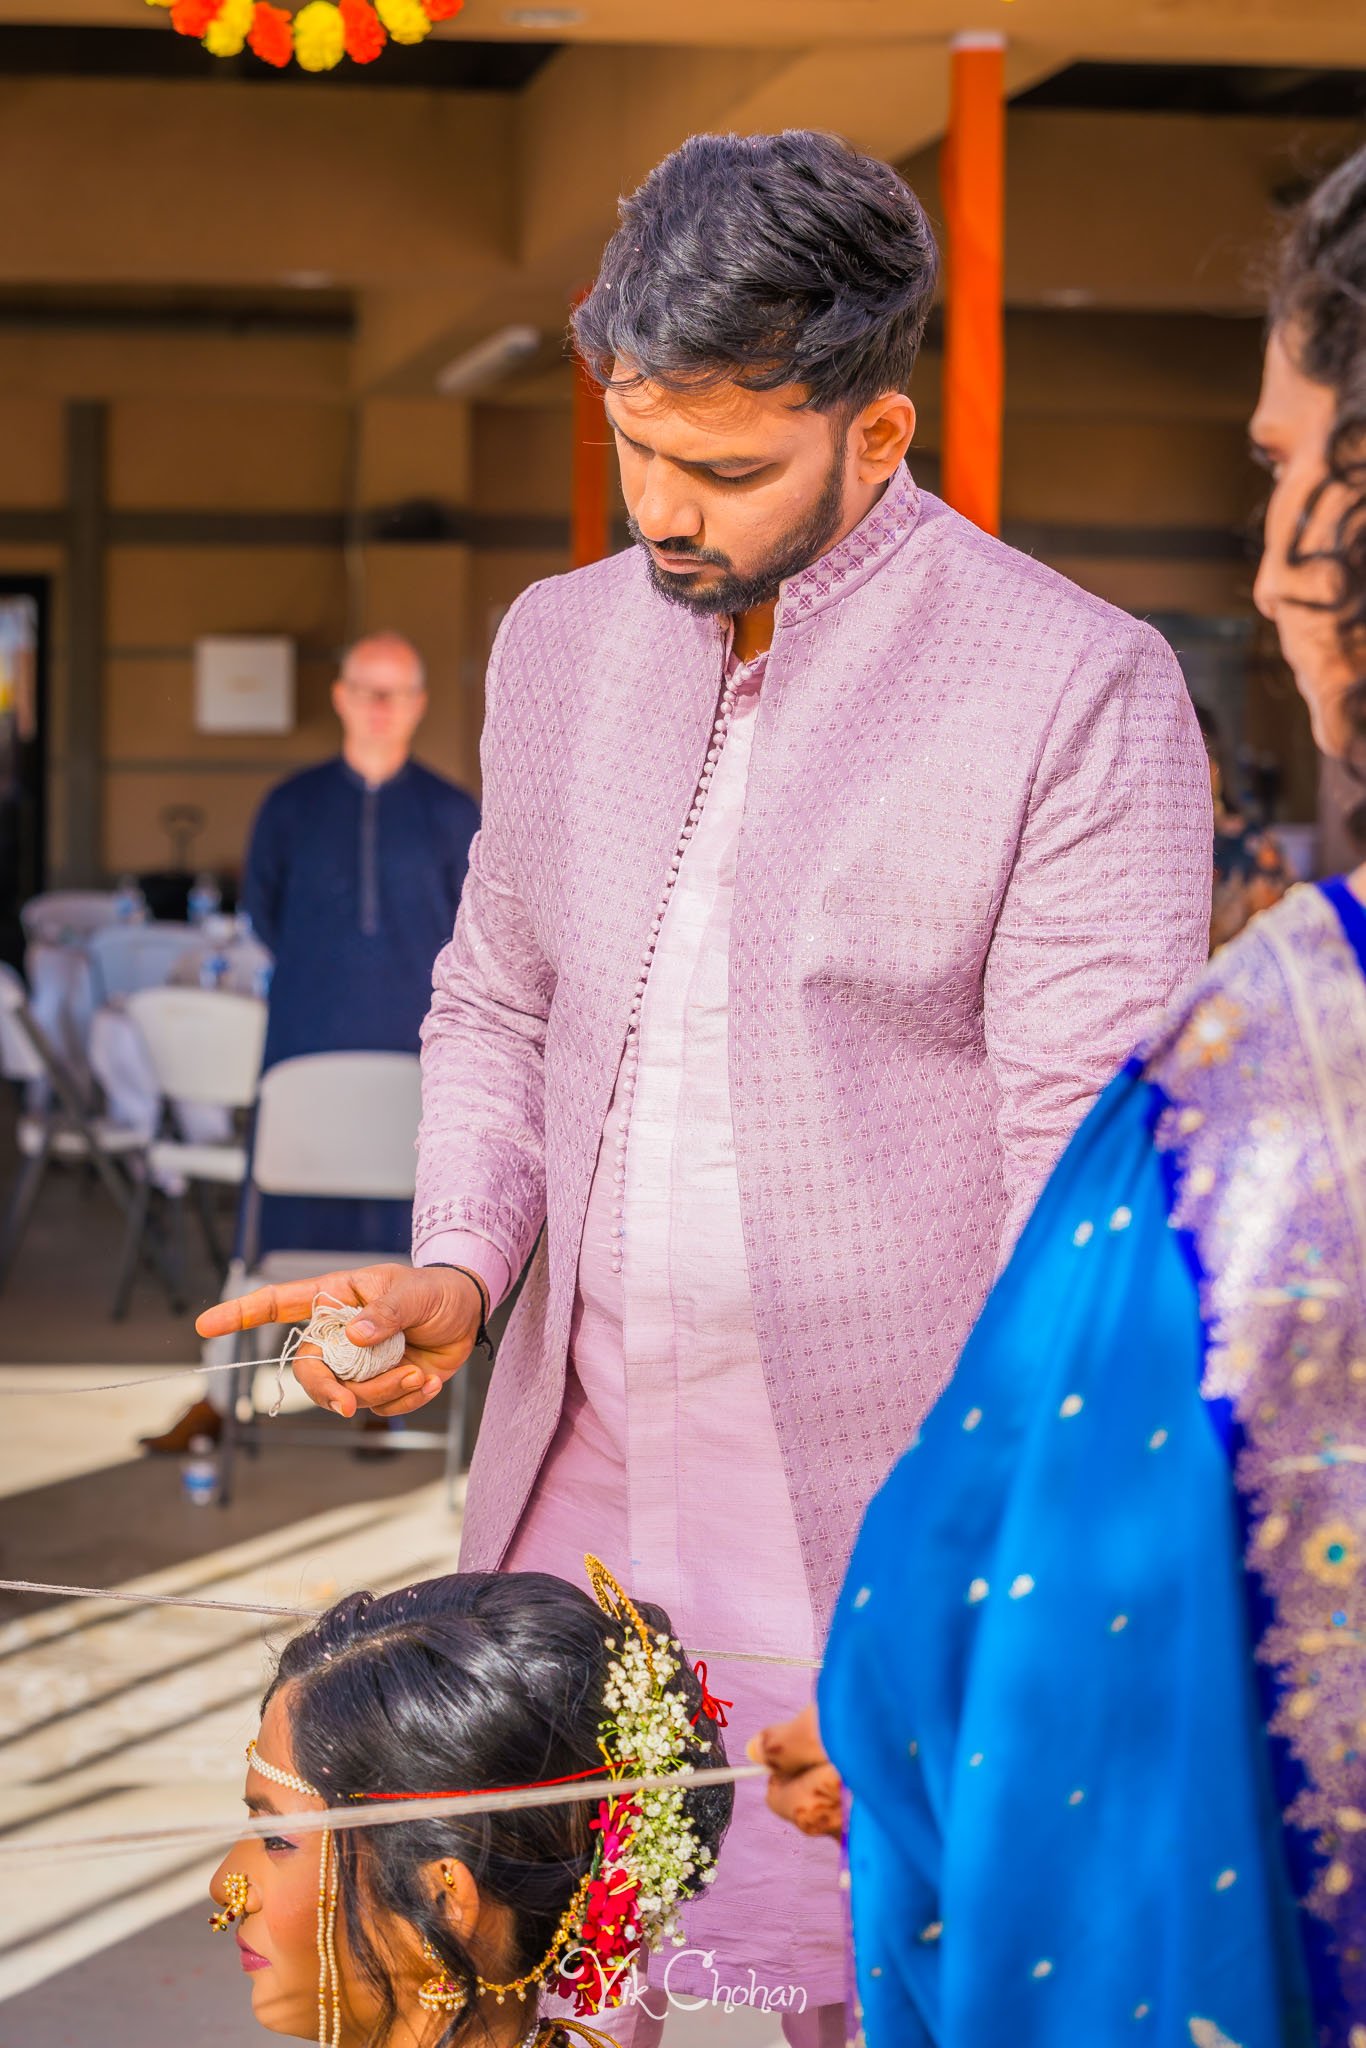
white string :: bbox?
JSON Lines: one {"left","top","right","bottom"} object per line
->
{"left": 0, "top": 1292, "right": 408, "bottom": 1407}
{"left": 0, "top": 1763, "right": 765, "bottom": 1863}
{"left": 0, "top": 1577, "right": 314, "bottom": 1616}
{"left": 0, "top": 1578, "right": 823, "bottom": 1668}
{"left": 271, "top": 1293, "right": 406, "bottom": 1413}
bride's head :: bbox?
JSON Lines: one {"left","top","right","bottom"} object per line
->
{"left": 1253, "top": 143, "right": 1366, "bottom": 761}
{"left": 209, "top": 1569, "right": 731, "bottom": 2047}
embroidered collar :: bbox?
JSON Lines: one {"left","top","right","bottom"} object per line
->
{"left": 774, "top": 460, "right": 921, "bottom": 629}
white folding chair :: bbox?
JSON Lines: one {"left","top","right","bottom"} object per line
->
{"left": 111, "top": 986, "right": 266, "bottom": 1317}
{"left": 87, "top": 921, "right": 195, "bottom": 1004}
{"left": 0, "top": 963, "right": 142, "bottom": 1292}
{"left": 217, "top": 1051, "right": 464, "bottom": 1503}
{"left": 20, "top": 891, "right": 121, "bottom": 946}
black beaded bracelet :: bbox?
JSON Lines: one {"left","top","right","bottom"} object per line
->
{"left": 422, "top": 1262, "right": 492, "bottom": 1354}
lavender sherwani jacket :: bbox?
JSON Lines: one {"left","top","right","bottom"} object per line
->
{"left": 415, "top": 467, "right": 1211, "bottom": 1622}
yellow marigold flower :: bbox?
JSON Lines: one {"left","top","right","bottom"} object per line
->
{"left": 144, "top": 0, "right": 175, "bottom": 9}
{"left": 293, "top": 0, "right": 347, "bottom": 68}
{"left": 1301, "top": 1517, "right": 1360, "bottom": 1588}
{"left": 376, "top": 0, "right": 432, "bottom": 43}
{"left": 204, "top": 0, "right": 253, "bottom": 55}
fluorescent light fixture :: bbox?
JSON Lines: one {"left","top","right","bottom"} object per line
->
{"left": 435, "top": 324, "right": 542, "bottom": 397}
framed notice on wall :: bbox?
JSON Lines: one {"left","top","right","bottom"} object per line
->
{"left": 194, "top": 636, "right": 295, "bottom": 735}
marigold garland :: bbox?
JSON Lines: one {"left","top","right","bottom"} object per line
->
{"left": 147, "top": 0, "right": 462, "bottom": 69}
{"left": 204, "top": 0, "right": 252, "bottom": 54}
{"left": 374, "top": 0, "right": 429, "bottom": 44}
{"left": 169, "top": 0, "right": 223, "bottom": 33}
{"left": 339, "top": 0, "right": 385, "bottom": 63}
{"left": 292, "top": 0, "right": 345, "bottom": 68}
{"left": 248, "top": 2, "right": 294, "bottom": 64}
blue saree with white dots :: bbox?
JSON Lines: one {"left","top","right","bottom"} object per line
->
{"left": 820, "top": 882, "right": 1366, "bottom": 2048}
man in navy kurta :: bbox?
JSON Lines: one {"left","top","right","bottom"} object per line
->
{"left": 242, "top": 630, "right": 479, "bottom": 1255}
{"left": 142, "top": 630, "right": 477, "bottom": 1453}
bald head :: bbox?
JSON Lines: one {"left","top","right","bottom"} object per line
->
{"left": 340, "top": 632, "right": 425, "bottom": 693}
{"left": 332, "top": 631, "right": 428, "bottom": 783}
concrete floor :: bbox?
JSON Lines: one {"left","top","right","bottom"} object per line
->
{"left": 0, "top": 1099, "right": 789, "bottom": 2047}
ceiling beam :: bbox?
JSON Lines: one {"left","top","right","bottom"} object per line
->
{"left": 8, "top": 0, "right": 1366, "bottom": 66}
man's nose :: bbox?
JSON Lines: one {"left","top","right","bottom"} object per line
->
{"left": 633, "top": 467, "right": 701, "bottom": 545}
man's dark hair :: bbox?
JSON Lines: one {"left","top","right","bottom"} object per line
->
{"left": 573, "top": 129, "right": 939, "bottom": 414}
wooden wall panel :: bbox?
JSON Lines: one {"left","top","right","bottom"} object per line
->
{"left": 110, "top": 399, "right": 350, "bottom": 512}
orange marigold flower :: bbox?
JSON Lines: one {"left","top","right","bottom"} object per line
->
{"left": 170, "top": 0, "right": 225, "bottom": 33}
{"left": 340, "top": 0, "right": 387, "bottom": 61}
{"left": 248, "top": 0, "right": 293, "bottom": 63}
{"left": 422, "top": 0, "right": 465, "bottom": 18}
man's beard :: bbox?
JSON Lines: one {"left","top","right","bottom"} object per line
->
{"left": 628, "top": 447, "right": 848, "bottom": 618}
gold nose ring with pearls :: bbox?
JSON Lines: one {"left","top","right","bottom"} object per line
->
{"left": 210, "top": 1872, "right": 250, "bottom": 1931}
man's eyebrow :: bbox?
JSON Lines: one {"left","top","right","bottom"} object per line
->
{"left": 602, "top": 404, "right": 768, "bottom": 473}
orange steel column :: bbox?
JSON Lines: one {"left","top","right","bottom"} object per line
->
{"left": 571, "top": 338, "right": 611, "bottom": 569}
{"left": 941, "top": 32, "right": 1006, "bottom": 537}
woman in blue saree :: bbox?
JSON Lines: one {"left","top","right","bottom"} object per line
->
{"left": 760, "top": 149, "right": 1366, "bottom": 2048}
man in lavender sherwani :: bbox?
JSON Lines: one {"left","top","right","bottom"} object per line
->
{"left": 202, "top": 133, "right": 1210, "bottom": 2043}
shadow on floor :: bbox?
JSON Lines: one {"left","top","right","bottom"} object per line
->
{"left": 0, "top": 1415, "right": 448, "bottom": 1624}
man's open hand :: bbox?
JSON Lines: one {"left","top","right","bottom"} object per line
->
{"left": 747, "top": 1701, "right": 844, "bottom": 1839}
{"left": 194, "top": 1263, "right": 485, "bottom": 1419}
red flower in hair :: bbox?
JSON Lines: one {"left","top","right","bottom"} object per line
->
{"left": 340, "top": 0, "right": 386, "bottom": 60}
{"left": 553, "top": 1796, "right": 645, "bottom": 2015}
{"left": 247, "top": 0, "right": 293, "bottom": 63}
{"left": 170, "top": 0, "right": 225, "bottom": 32}
{"left": 421, "top": 0, "right": 464, "bottom": 17}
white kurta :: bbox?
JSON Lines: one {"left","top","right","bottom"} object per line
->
{"left": 504, "top": 655, "right": 845, "bottom": 2034}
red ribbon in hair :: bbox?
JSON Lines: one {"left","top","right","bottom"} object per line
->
{"left": 353, "top": 1762, "right": 619, "bottom": 1803}
{"left": 690, "top": 1660, "right": 733, "bottom": 1729}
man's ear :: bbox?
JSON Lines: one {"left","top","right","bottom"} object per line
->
{"left": 853, "top": 392, "right": 916, "bottom": 483}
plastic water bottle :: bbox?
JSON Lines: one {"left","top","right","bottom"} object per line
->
{"left": 188, "top": 872, "right": 221, "bottom": 926}
{"left": 114, "top": 873, "right": 145, "bottom": 923}
{"left": 181, "top": 1435, "right": 220, "bottom": 1507}
{"left": 199, "top": 947, "right": 230, "bottom": 991}
{"left": 252, "top": 957, "right": 274, "bottom": 1000}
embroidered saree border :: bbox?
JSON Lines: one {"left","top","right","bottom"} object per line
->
{"left": 1146, "top": 885, "right": 1366, "bottom": 2027}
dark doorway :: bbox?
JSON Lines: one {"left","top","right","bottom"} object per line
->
{"left": 0, "top": 577, "right": 48, "bottom": 973}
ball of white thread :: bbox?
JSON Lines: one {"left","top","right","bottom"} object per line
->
{"left": 309, "top": 1303, "right": 406, "bottom": 1383}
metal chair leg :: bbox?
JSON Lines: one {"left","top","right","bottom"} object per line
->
{"left": 167, "top": 1192, "right": 190, "bottom": 1316}
{"left": 111, "top": 1175, "right": 151, "bottom": 1320}
{"left": 0, "top": 1142, "right": 51, "bottom": 1294}
{"left": 192, "top": 1180, "right": 226, "bottom": 1272}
